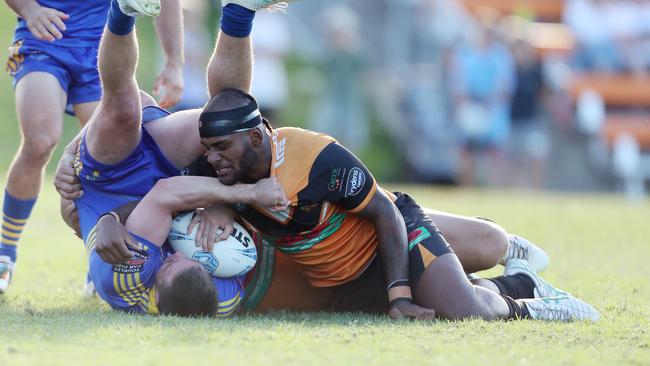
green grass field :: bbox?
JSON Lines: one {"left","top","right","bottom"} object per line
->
{"left": 1, "top": 5, "right": 649, "bottom": 366}
{"left": 0, "top": 179, "right": 648, "bottom": 366}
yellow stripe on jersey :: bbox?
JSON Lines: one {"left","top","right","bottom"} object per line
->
{"left": 86, "top": 236, "right": 97, "bottom": 259}
{"left": 85, "top": 227, "right": 97, "bottom": 251}
{"left": 215, "top": 294, "right": 242, "bottom": 318}
{"left": 219, "top": 292, "right": 241, "bottom": 307}
{"left": 124, "top": 273, "right": 142, "bottom": 305}
{"left": 113, "top": 272, "right": 136, "bottom": 306}
{"left": 148, "top": 288, "right": 159, "bottom": 314}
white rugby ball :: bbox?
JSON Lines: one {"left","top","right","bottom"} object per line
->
{"left": 168, "top": 211, "right": 257, "bottom": 278}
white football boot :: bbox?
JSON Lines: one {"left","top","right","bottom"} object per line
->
{"left": 222, "top": 0, "right": 293, "bottom": 12}
{"left": 500, "top": 235, "right": 550, "bottom": 272}
{"left": 521, "top": 295, "right": 600, "bottom": 322}
{"left": 117, "top": 0, "right": 161, "bottom": 17}
{"left": 0, "top": 255, "right": 15, "bottom": 294}
{"left": 504, "top": 258, "right": 569, "bottom": 298}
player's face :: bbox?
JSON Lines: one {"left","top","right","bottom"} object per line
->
{"left": 201, "top": 133, "right": 258, "bottom": 185}
{"left": 156, "top": 252, "right": 204, "bottom": 287}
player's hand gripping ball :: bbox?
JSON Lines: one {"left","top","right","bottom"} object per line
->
{"left": 168, "top": 211, "right": 257, "bottom": 277}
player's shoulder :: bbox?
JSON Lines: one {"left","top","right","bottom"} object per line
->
{"left": 213, "top": 276, "right": 245, "bottom": 318}
{"left": 274, "top": 127, "right": 335, "bottom": 162}
{"left": 275, "top": 127, "right": 336, "bottom": 144}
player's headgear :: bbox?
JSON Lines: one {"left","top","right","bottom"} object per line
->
{"left": 199, "top": 89, "right": 262, "bottom": 138}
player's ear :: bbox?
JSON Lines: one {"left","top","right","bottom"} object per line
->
{"left": 249, "top": 128, "right": 263, "bottom": 147}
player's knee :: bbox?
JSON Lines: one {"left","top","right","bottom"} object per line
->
{"left": 19, "top": 133, "right": 59, "bottom": 163}
{"left": 103, "top": 93, "right": 141, "bottom": 125}
{"left": 473, "top": 219, "right": 509, "bottom": 265}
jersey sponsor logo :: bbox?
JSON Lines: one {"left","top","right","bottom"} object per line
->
{"left": 273, "top": 135, "right": 286, "bottom": 168}
{"left": 113, "top": 250, "right": 148, "bottom": 274}
{"left": 327, "top": 167, "right": 346, "bottom": 192}
{"left": 345, "top": 167, "right": 366, "bottom": 197}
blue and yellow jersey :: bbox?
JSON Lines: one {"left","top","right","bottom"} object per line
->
{"left": 14, "top": 0, "right": 109, "bottom": 47}
{"left": 75, "top": 107, "right": 180, "bottom": 243}
{"left": 213, "top": 275, "right": 245, "bottom": 318}
{"left": 88, "top": 232, "right": 162, "bottom": 314}
{"left": 88, "top": 232, "right": 246, "bottom": 316}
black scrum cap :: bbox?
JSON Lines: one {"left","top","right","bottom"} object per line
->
{"left": 199, "top": 89, "right": 262, "bottom": 138}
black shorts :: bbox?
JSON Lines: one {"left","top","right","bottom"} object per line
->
{"left": 330, "top": 192, "right": 453, "bottom": 313}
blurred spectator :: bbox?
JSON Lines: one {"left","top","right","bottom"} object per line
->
{"left": 393, "top": 0, "right": 471, "bottom": 183}
{"left": 563, "top": 0, "right": 620, "bottom": 71}
{"left": 605, "top": 0, "right": 646, "bottom": 75}
{"left": 508, "top": 38, "right": 550, "bottom": 189}
{"left": 309, "top": 4, "right": 369, "bottom": 152}
{"left": 251, "top": 12, "right": 291, "bottom": 123}
{"left": 449, "top": 8, "right": 515, "bottom": 186}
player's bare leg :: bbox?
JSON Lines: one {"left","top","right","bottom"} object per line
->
{"left": 414, "top": 252, "right": 598, "bottom": 321}
{"left": 72, "top": 101, "right": 100, "bottom": 126}
{"left": 414, "top": 253, "right": 511, "bottom": 320}
{"left": 207, "top": 0, "right": 295, "bottom": 95}
{"left": 426, "top": 209, "right": 549, "bottom": 272}
{"left": 426, "top": 209, "right": 508, "bottom": 273}
{"left": 84, "top": 1, "right": 154, "bottom": 164}
{"left": 1, "top": 72, "right": 67, "bottom": 293}
{"left": 207, "top": 10, "right": 253, "bottom": 96}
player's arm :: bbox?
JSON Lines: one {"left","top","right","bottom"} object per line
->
{"left": 312, "top": 143, "right": 435, "bottom": 320}
{"left": 5, "top": 0, "right": 69, "bottom": 41}
{"left": 55, "top": 131, "right": 84, "bottom": 237}
{"left": 153, "top": 0, "right": 184, "bottom": 109}
{"left": 126, "top": 176, "right": 287, "bottom": 247}
{"left": 354, "top": 191, "right": 433, "bottom": 320}
{"left": 54, "top": 130, "right": 84, "bottom": 200}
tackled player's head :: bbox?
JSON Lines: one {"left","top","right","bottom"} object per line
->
{"left": 156, "top": 253, "right": 217, "bottom": 317}
{"left": 198, "top": 89, "right": 269, "bottom": 185}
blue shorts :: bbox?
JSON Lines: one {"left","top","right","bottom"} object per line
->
{"left": 5, "top": 38, "right": 101, "bottom": 110}
{"left": 74, "top": 106, "right": 181, "bottom": 242}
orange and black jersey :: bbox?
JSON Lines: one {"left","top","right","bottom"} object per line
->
{"left": 186, "top": 127, "right": 389, "bottom": 287}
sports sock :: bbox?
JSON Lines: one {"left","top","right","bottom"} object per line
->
{"left": 220, "top": 4, "right": 256, "bottom": 37}
{"left": 108, "top": 0, "right": 136, "bottom": 35}
{"left": 488, "top": 274, "right": 535, "bottom": 299}
{"left": 501, "top": 294, "right": 531, "bottom": 320}
{"left": 1, "top": 190, "right": 37, "bottom": 263}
